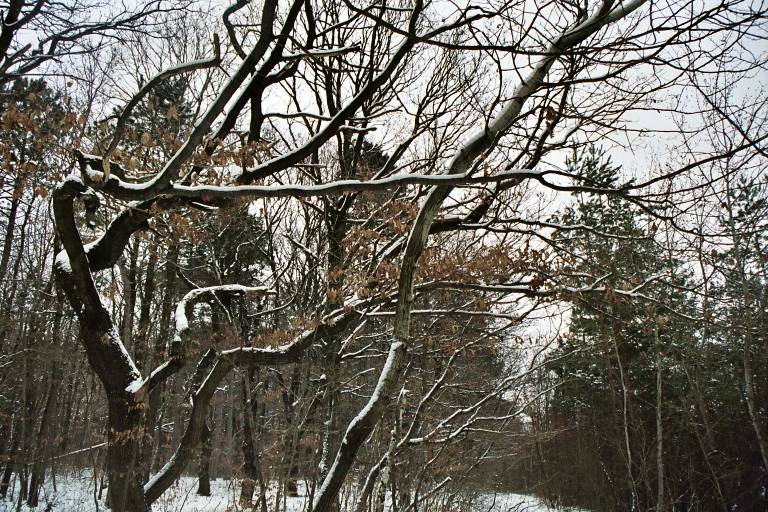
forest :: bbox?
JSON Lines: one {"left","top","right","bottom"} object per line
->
{"left": 0, "top": 0, "right": 766, "bottom": 511}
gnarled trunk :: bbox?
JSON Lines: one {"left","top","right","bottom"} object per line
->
{"left": 106, "top": 396, "right": 148, "bottom": 512}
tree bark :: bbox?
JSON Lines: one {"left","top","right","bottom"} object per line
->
{"left": 197, "top": 419, "right": 212, "bottom": 496}
{"left": 240, "top": 369, "right": 268, "bottom": 512}
{"left": 654, "top": 319, "right": 664, "bottom": 512}
{"left": 106, "top": 395, "right": 148, "bottom": 512}
{"left": 27, "top": 367, "right": 58, "bottom": 507}
{"left": 0, "top": 180, "right": 20, "bottom": 289}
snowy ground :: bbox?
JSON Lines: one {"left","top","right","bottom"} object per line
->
{"left": 0, "top": 472, "right": 586, "bottom": 511}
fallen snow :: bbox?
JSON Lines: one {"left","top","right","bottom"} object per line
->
{"left": 0, "top": 473, "right": 587, "bottom": 512}
{"left": 53, "top": 250, "right": 71, "bottom": 274}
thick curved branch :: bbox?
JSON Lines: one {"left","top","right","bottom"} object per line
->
{"left": 53, "top": 177, "right": 142, "bottom": 393}
{"left": 52, "top": 177, "right": 104, "bottom": 313}
{"left": 76, "top": 153, "right": 540, "bottom": 201}
{"left": 141, "top": 285, "right": 276, "bottom": 396}
{"left": 144, "top": 351, "right": 230, "bottom": 503}
{"left": 222, "top": 0, "right": 249, "bottom": 59}
{"left": 83, "top": 0, "right": 282, "bottom": 198}
{"left": 144, "top": 304, "right": 365, "bottom": 504}
{"left": 84, "top": 201, "right": 154, "bottom": 272}
{"left": 313, "top": 3, "right": 652, "bottom": 509}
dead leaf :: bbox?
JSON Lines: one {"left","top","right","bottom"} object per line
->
{"left": 166, "top": 104, "right": 179, "bottom": 121}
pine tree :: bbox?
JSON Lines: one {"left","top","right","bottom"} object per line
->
{"left": 540, "top": 147, "right": 691, "bottom": 511}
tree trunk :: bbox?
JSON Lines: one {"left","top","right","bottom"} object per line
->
{"left": 106, "top": 396, "right": 148, "bottom": 512}
{"left": 27, "top": 367, "right": 58, "bottom": 507}
{"left": 654, "top": 319, "right": 664, "bottom": 512}
{"left": 0, "top": 426, "right": 20, "bottom": 498}
{"left": 0, "top": 179, "right": 20, "bottom": 287}
{"left": 78, "top": 311, "right": 146, "bottom": 512}
{"left": 241, "top": 369, "right": 269, "bottom": 512}
{"left": 146, "top": 244, "right": 178, "bottom": 477}
{"left": 197, "top": 419, "right": 212, "bottom": 496}
{"left": 120, "top": 239, "right": 139, "bottom": 351}
{"left": 135, "top": 246, "right": 157, "bottom": 369}
{"left": 136, "top": 247, "right": 157, "bottom": 484}
{"left": 12, "top": 334, "right": 39, "bottom": 504}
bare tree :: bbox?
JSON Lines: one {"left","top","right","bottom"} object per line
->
{"left": 0, "top": 0, "right": 195, "bottom": 87}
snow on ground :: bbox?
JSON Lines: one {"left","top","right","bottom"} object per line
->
{"left": 477, "top": 493, "right": 588, "bottom": 512}
{"left": 0, "top": 472, "right": 586, "bottom": 512}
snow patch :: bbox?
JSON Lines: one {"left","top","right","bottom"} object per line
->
{"left": 0, "top": 471, "right": 588, "bottom": 512}
{"left": 57, "top": 174, "right": 85, "bottom": 189}
{"left": 54, "top": 250, "right": 72, "bottom": 274}
{"left": 104, "top": 326, "right": 141, "bottom": 385}
{"left": 125, "top": 378, "right": 144, "bottom": 394}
